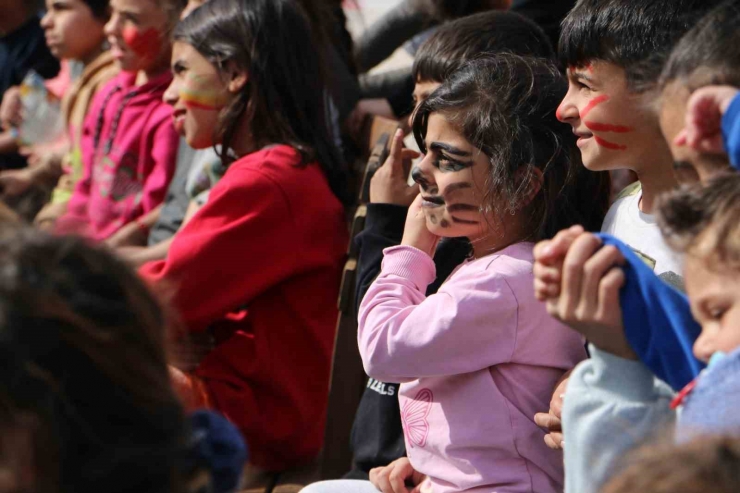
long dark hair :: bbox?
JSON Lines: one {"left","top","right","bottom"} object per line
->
{"left": 0, "top": 227, "right": 187, "bottom": 493}
{"left": 413, "top": 54, "right": 609, "bottom": 242}
{"left": 173, "top": 0, "right": 350, "bottom": 206}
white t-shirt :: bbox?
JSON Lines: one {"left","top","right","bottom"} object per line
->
{"left": 601, "top": 182, "right": 684, "bottom": 291}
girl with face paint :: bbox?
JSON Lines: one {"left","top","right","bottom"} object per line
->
{"left": 354, "top": 55, "right": 608, "bottom": 493}
{"left": 139, "top": 0, "right": 349, "bottom": 473}
{"left": 54, "top": 0, "right": 184, "bottom": 242}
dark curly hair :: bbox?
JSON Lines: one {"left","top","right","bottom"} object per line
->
{"left": 412, "top": 54, "right": 610, "bottom": 242}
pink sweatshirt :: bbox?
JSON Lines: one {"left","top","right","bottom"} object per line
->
{"left": 358, "top": 243, "right": 587, "bottom": 493}
{"left": 56, "top": 71, "right": 178, "bottom": 240}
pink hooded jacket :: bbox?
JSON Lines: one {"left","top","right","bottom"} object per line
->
{"left": 56, "top": 71, "right": 178, "bottom": 240}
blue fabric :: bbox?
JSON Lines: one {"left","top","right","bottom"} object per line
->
{"left": 723, "top": 93, "right": 740, "bottom": 169}
{"left": 598, "top": 234, "right": 705, "bottom": 391}
{"left": 678, "top": 346, "right": 740, "bottom": 442}
{"left": 188, "top": 410, "right": 248, "bottom": 493}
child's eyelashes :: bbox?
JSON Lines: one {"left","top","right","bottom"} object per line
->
{"left": 434, "top": 154, "right": 472, "bottom": 172}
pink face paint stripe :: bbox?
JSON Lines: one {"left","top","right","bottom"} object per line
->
{"left": 584, "top": 122, "right": 634, "bottom": 133}
{"left": 581, "top": 95, "right": 610, "bottom": 119}
{"left": 594, "top": 136, "right": 627, "bottom": 151}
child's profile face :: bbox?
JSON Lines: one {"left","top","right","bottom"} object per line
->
{"left": 557, "top": 61, "right": 665, "bottom": 173}
{"left": 164, "top": 41, "right": 231, "bottom": 149}
{"left": 105, "top": 0, "right": 170, "bottom": 73}
{"left": 685, "top": 253, "right": 740, "bottom": 363}
{"left": 659, "top": 81, "right": 731, "bottom": 185}
{"left": 40, "top": 0, "right": 106, "bottom": 62}
{"left": 411, "top": 112, "right": 491, "bottom": 240}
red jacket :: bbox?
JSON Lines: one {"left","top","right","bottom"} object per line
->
{"left": 140, "top": 145, "right": 347, "bottom": 470}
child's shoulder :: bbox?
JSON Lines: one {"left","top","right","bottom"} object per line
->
{"left": 460, "top": 242, "right": 535, "bottom": 283}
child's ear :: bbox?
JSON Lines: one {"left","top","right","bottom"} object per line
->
{"left": 224, "top": 61, "right": 248, "bottom": 94}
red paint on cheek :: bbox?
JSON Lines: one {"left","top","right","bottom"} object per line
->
{"left": 584, "top": 122, "right": 633, "bottom": 133}
{"left": 122, "top": 26, "right": 161, "bottom": 60}
{"left": 581, "top": 95, "right": 610, "bottom": 119}
{"left": 594, "top": 136, "right": 627, "bottom": 151}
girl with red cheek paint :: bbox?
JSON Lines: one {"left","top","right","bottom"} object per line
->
{"left": 140, "top": 0, "right": 350, "bottom": 473}
{"left": 55, "top": 0, "right": 185, "bottom": 242}
{"left": 104, "top": 0, "right": 181, "bottom": 80}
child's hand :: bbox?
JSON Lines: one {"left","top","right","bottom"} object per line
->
{"left": 545, "top": 233, "right": 636, "bottom": 360}
{"left": 370, "top": 128, "right": 420, "bottom": 205}
{"left": 369, "top": 458, "right": 427, "bottom": 493}
{"left": 675, "top": 85, "right": 739, "bottom": 154}
{"left": 0, "top": 86, "right": 22, "bottom": 129}
{"left": 401, "top": 194, "right": 439, "bottom": 257}
{"left": 533, "top": 225, "right": 585, "bottom": 301}
{"left": 534, "top": 370, "right": 571, "bottom": 450}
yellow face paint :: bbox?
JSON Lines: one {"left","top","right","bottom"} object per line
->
{"left": 180, "top": 73, "right": 229, "bottom": 111}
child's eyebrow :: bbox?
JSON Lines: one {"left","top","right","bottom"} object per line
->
{"left": 429, "top": 142, "right": 472, "bottom": 157}
{"left": 574, "top": 71, "right": 593, "bottom": 82}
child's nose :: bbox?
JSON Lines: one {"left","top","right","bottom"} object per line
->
{"left": 412, "top": 154, "right": 437, "bottom": 192}
{"left": 163, "top": 81, "right": 179, "bottom": 106}
{"left": 693, "top": 332, "right": 715, "bottom": 363}
{"left": 556, "top": 95, "right": 578, "bottom": 123}
{"left": 104, "top": 12, "right": 122, "bottom": 37}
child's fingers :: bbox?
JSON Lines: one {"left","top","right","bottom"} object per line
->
{"left": 534, "top": 412, "right": 561, "bottom": 431}
{"left": 544, "top": 432, "right": 564, "bottom": 450}
{"left": 388, "top": 462, "right": 413, "bottom": 493}
{"left": 558, "top": 233, "right": 602, "bottom": 321}
{"left": 400, "top": 148, "right": 421, "bottom": 160}
{"left": 534, "top": 279, "right": 559, "bottom": 302}
{"left": 575, "top": 245, "right": 624, "bottom": 320}
{"left": 535, "top": 225, "right": 584, "bottom": 264}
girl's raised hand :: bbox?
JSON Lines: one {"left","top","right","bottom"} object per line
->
{"left": 370, "top": 128, "right": 421, "bottom": 205}
{"left": 402, "top": 194, "right": 439, "bottom": 258}
{"left": 675, "top": 85, "right": 739, "bottom": 154}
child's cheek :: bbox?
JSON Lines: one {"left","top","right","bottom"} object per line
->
{"left": 122, "top": 25, "right": 162, "bottom": 60}
{"left": 180, "top": 75, "right": 228, "bottom": 111}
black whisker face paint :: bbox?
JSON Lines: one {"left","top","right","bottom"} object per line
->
{"left": 440, "top": 219, "right": 450, "bottom": 228}
{"left": 442, "top": 182, "right": 473, "bottom": 196}
{"left": 446, "top": 203, "right": 478, "bottom": 213}
{"left": 429, "top": 213, "right": 438, "bottom": 224}
{"left": 451, "top": 217, "right": 479, "bottom": 225}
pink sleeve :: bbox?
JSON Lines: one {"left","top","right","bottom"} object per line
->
{"left": 358, "top": 245, "right": 518, "bottom": 383}
{"left": 141, "top": 114, "right": 178, "bottom": 214}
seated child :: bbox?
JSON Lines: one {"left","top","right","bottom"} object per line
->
{"left": 346, "top": 11, "right": 574, "bottom": 480}
{"left": 560, "top": 172, "right": 740, "bottom": 493}
{"left": 139, "top": 0, "right": 349, "bottom": 471}
{"left": 357, "top": 54, "right": 591, "bottom": 493}
{"left": 54, "top": 0, "right": 184, "bottom": 241}
{"left": 532, "top": 0, "right": 726, "bottom": 453}
{"left": 0, "top": 0, "right": 119, "bottom": 228}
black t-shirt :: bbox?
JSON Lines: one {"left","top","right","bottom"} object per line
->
{"left": 0, "top": 14, "right": 60, "bottom": 169}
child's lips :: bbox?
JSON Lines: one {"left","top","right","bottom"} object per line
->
{"left": 421, "top": 196, "right": 445, "bottom": 208}
{"left": 173, "top": 110, "right": 186, "bottom": 133}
